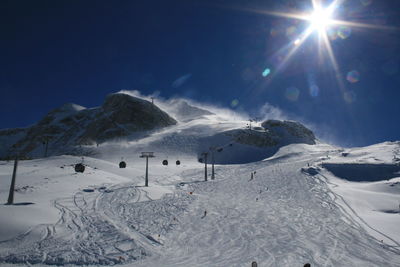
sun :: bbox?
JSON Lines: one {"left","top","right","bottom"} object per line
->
{"left": 231, "top": 0, "right": 397, "bottom": 94}
{"left": 308, "top": 7, "right": 334, "bottom": 32}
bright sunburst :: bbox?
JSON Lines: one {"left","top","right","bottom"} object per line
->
{"left": 232, "top": 0, "right": 397, "bottom": 95}
{"left": 308, "top": 6, "right": 334, "bottom": 32}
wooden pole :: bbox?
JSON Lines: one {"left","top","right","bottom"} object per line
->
{"left": 7, "top": 156, "right": 18, "bottom": 205}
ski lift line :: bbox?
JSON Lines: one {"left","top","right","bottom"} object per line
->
{"left": 200, "top": 139, "right": 238, "bottom": 179}
{"left": 156, "top": 151, "right": 183, "bottom": 167}
{"left": 199, "top": 141, "right": 231, "bottom": 162}
{"left": 207, "top": 138, "right": 236, "bottom": 153}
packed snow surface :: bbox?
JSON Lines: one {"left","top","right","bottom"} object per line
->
{"left": 0, "top": 142, "right": 399, "bottom": 266}
{"left": 317, "top": 142, "right": 400, "bottom": 247}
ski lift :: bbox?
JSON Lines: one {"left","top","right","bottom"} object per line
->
{"left": 119, "top": 161, "right": 126, "bottom": 168}
{"left": 75, "top": 163, "right": 85, "bottom": 173}
{"left": 217, "top": 147, "right": 223, "bottom": 152}
{"left": 176, "top": 160, "right": 181, "bottom": 166}
{"left": 198, "top": 158, "right": 203, "bottom": 163}
{"left": 162, "top": 159, "right": 169, "bottom": 166}
{"left": 119, "top": 157, "right": 126, "bottom": 168}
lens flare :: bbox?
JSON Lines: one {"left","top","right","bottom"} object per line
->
{"left": 285, "top": 87, "right": 300, "bottom": 101}
{"left": 231, "top": 99, "right": 239, "bottom": 107}
{"left": 346, "top": 70, "right": 360, "bottom": 83}
{"left": 338, "top": 26, "right": 352, "bottom": 39}
{"left": 327, "top": 28, "right": 339, "bottom": 40}
{"left": 262, "top": 68, "right": 271, "bottom": 77}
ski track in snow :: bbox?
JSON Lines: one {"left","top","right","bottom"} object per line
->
{"left": 1, "top": 152, "right": 400, "bottom": 266}
{"left": 135, "top": 154, "right": 400, "bottom": 267}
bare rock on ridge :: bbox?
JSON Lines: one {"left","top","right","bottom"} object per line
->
{"left": 1, "top": 93, "right": 177, "bottom": 158}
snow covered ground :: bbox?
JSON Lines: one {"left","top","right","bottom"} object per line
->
{"left": 1, "top": 141, "right": 400, "bottom": 266}
{"left": 0, "top": 102, "right": 399, "bottom": 266}
{"left": 316, "top": 142, "right": 400, "bottom": 247}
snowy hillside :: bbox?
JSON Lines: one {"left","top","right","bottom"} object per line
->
{"left": 0, "top": 93, "right": 399, "bottom": 266}
{"left": 0, "top": 92, "right": 318, "bottom": 165}
{"left": 310, "top": 142, "right": 400, "bottom": 246}
{"left": 162, "top": 99, "right": 214, "bottom": 122}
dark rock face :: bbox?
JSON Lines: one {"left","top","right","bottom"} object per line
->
{"left": 221, "top": 120, "right": 315, "bottom": 148}
{"left": 79, "top": 93, "right": 177, "bottom": 144}
{"left": 1, "top": 93, "right": 177, "bottom": 158}
{"left": 261, "top": 120, "right": 316, "bottom": 145}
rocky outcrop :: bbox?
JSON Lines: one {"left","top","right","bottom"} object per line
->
{"left": 78, "top": 93, "right": 177, "bottom": 144}
{"left": 221, "top": 120, "right": 315, "bottom": 148}
{"left": 196, "top": 120, "right": 316, "bottom": 164}
{"left": 1, "top": 93, "right": 177, "bottom": 158}
{"left": 261, "top": 120, "right": 316, "bottom": 145}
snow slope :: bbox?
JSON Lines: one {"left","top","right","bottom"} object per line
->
{"left": 314, "top": 142, "right": 400, "bottom": 247}
{"left": 0, "top": 142, "right": 399, "bottom": 266}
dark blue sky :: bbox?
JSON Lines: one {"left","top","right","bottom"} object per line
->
{"left": 1, "top": 0, "right": 400, "bottom": 146}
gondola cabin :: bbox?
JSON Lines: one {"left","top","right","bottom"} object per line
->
{"left": 75, "top": 163, "right": 85, "bottom": 173}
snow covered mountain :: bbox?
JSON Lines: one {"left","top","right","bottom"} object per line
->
{"left": 0, "top": 93, "right": 177, "bottom": 159}
{"left": 0, "top": 93, "right": 316, "bottom": 164}
{"left": 0, "top": 92, "right": 399, "bottom": 266}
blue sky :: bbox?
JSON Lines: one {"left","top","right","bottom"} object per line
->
{"left": 1, "top": 0, "right": 399, "bottom": 147}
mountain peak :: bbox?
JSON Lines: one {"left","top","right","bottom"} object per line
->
{"left": 0, "top": 93, "right": 177, "bottom": 158}
{"left": 103, "top": 93, "right": 149, "bottom": 111}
